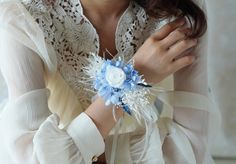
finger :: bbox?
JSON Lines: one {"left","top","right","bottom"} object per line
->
{"left": 161, "top": 28, "right": 191, "bottom": 49}
{"left": 151, "top": 17, "right": 186, "bottom": 40}
{"left": 171, "top": 55, "right": 195, "bottom": 72}
{"left": 167, "top": 39, "right": 198, "bottom": 60}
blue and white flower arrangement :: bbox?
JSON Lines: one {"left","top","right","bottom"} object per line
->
{"left": 83, "top": 53, "right": 157, "bottom": 122}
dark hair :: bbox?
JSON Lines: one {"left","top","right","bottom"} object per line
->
{"left": 134, "top": 0, "right": 207, "bottom": 38}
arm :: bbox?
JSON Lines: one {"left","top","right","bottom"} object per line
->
{"left": 0, "top": 30, "right": 87, "bottom": 164}
{"left": 0, "top": 29, "right": 121, "bottom": 164}
{"left": 131, "top": 1, "right": 215, "bottom": 162}
{"left": 131, "top": 31, "right": 212, "bottom": 163}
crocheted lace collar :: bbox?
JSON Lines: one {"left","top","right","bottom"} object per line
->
{"left": 69, "top": 0, "right": 141, "bottom": 57}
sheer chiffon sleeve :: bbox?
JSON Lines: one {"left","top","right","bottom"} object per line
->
{"left": 157, "top": 0, "right": 219, "bottom": 163}
{"left": 0, "top": 2, "right": 105, "bottom": 164}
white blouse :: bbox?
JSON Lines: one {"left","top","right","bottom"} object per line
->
{"left": 0, "top": 0, "right": 220, "bottom": 163}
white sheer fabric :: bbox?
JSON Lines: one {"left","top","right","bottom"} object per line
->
{"left": 0, "top": 0, "right": 219, "bottom": 164}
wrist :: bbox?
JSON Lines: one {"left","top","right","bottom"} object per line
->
{"left": 133, "top": 57, "right": 143, "bottom": 74}
{"left": 133, "top": 58, "right": 153, "bottom": 84}
{"left": 85, "top": 97, "right": 124, "bottom": 138}
{"left": 133, "top": 57, "right": 164, "bottom": 84}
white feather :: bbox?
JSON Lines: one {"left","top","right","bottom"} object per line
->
{"left": 83, "top": 53, "right": 104, "bottom": 79}
{"left": 122, "top": 87, "right": 157, "bottom": 123}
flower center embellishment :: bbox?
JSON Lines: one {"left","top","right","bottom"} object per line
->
{"left": 105, "top": 65, "right": 126, "bottom": 88}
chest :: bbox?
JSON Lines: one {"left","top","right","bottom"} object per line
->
{"left": 92, "top": 19, "right": 119, "bottom": 59}
{"left": 97, "top": 25, "right": 118, "bottom": 59}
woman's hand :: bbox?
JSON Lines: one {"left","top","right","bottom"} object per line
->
{"left": 133, "top": 18, "right": 198, "bottom": 84}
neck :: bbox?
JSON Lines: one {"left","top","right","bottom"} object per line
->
{"left": 80, "top": 0, "right": 130, "bottom": 19}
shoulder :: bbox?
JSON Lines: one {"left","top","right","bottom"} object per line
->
{"left": 0, "top": 0, "right": 52, "bottom": 24}
{"left": 20, "top": 0, "right": 57, "bottom": 22}
{"left": 0, "top": 1, "right": 21, "bottom": 23}
{"left": 0, "top": 0, "right": 58, "bottom": 74}
{"left": 21, "top": 0, "right": 56, "bottom": 11}
{"left": 131, "top": 1, "right": 167, "bottom": 30}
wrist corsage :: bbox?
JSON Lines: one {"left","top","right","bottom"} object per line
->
{"left": 83, "top": 53, "right": 157, "bottom": 121}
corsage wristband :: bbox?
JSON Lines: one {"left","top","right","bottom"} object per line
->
{"left": 83, "top": 53, "right": 153, "bottom": 119}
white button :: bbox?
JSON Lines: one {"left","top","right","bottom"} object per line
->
{"left": 92, "top": 156, "right": 98, "bottom": 162}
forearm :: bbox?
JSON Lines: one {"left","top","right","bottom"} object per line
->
{"left": 84, "top": 96, "right": 124, "bottom": 138}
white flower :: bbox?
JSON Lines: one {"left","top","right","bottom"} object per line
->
{"left": 105, "top": 65, "right": 126, "bottom": 88}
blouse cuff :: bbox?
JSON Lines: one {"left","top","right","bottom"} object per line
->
{"left": 66, "top": 112, "right": 105, "bottom": 164}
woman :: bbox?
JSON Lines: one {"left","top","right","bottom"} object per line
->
{"left": 0, "top": 0, "right": 217, "bottom": 163}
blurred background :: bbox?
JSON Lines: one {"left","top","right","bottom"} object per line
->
{"left": 206, "top": 0, "right": 236, "bottom": 163}
{"left": 0, "top": 0, "right": 236, "bottom": 164}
